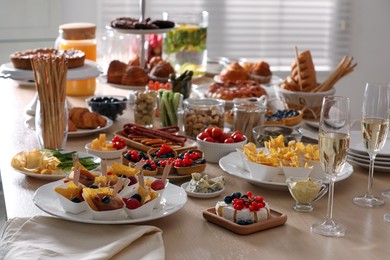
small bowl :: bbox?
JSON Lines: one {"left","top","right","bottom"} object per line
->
{"left": 85, "top": 142, "right": 126, "bottom": 159}
{"left": 252, "top": 125, "right": 302, "bottom": 147}
{"left": 196, "top": 135, "right": 248, "bottom": 163}
{"left": 86, "top": 95, "right": 128, "bottom": 121}
{"left": 281, "top": 165, "right": 313, "bottom": 179}
{"left": 54, "top": 183, "right": 87, "bottom": 214}
{"left": 144, "top": 176, "right": 169, "bottom": 207}
{"left": 181, "top": 181, "right": 224, "bottom": 198}
{"left": 82, "top": 192, "right": 125, "bottom": 221}
{"left": 123, "top": 185, "right": 160, "bottom": 219}
{"left": 304, "top": 159, "right": 326, "bottom": 179}
{"left": 244, "top": 158, "right": 282, "bottom": 182}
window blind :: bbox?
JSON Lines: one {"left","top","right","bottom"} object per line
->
{"left": 97, "top": 0, "right": 351, "bottom": 71}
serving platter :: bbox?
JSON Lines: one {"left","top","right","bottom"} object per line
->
{"left": 11, "top": 151, "right": 101, "bottom": 181}
{"left": 219, "top": 151, "right": 353, "bottom": 190}
{"left": 33, "top": 180, "right": 186, "bottom": 224}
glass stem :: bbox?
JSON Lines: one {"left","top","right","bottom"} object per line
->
{"left": 367, "top": 153, "right": 377, "bottom": 196}
{"left": 326, "top": 178, "right": 335, "bottom": 221}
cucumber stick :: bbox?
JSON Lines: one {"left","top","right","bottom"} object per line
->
{"left": 172, "top": 92, "right": 181, "bottom": 114}
{"left": 162, "top": 91, "right": 177, "bottom": 126}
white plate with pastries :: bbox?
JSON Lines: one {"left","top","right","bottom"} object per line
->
{"left": 25, "top": 116, "right": 113, "bottom": 138}
{"left": 33, "top": 179, "right": 187, "bottom": 224}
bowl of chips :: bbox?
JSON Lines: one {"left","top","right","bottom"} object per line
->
{"left": 252, "top": 125, "right": 302, "bottom": 147}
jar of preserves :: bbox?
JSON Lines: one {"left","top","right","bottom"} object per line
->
{"left": 183, "top": 98, "right": 224, "bottom": 138}
{"left": 55, "top": 22, "right": 97, "bottom": 96}
{"left": 232, "top": 96, "right": 267, "bottom": 142}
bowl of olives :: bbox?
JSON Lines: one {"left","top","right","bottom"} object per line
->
{"left": 86, "top": 96, "right": 128, "bottom": 121}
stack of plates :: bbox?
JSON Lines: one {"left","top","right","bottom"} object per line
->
{"left": 348, "top": 130, "right": 390, "bottom": 172}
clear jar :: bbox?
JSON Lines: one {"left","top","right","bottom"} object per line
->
{"left": 55, "top": 22, "right": 97, "bottom": 96}
{"left": 131, "top": 90, "right": 157, "bottom": 128}
{"left": 183, "top": 98, "right": 224, "bottom": 138}
{"left": 233, "top": 97, "right": 267, "bottom": 142}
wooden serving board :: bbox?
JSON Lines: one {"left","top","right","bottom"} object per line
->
{"left": 202, "top": 207, "right": 287, "bottom": 235}
{"left": 115, "top": 130, "right": 198, "bottom": 153}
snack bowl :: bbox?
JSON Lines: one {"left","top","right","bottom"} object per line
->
{"left": 252, "top": 125, "right": 302, "bottom": 147}
{"left": 86, "top": 95, "right": 128, "bottom": 121}
{"left": 54, "top": 183, "right": 87, "bottom": 214}
{"left": 196, "top": 135, "right": 248, "bottom": 163}
{"left": 144, "top": 176, "right": 169, "bottom": 207}
{"left": 273, "top": 86, "right": 336, "bottom": 119}
{"left": 281, "top": 165, "right": 313, "bottom": 179}
{"left": 304, "top": 159, "right": 326, "bottom": 179}
{"left": 244, "top": 158, "right": 282, "bottom": 182}
{"left": 123, "top": 185, "right": 160, "bottom": 219}
{"left": 85, "top": 142, "right": 126, "bottom": 159}
{"left": 82, "top": 188, "right": 125, "bottom": 221}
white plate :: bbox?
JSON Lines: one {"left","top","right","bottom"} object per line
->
{"left": 25, "top": 116, "right": 113, "bottom": 137}
{"left": 349, "top": 130, "right": 390, "bottom": 156}
{"left": 109, "top": 26, "right": 174, "bottom": 35}
{"left": 33, "top": 180, "right": 187, "bottom": 224}
{"left": 0, "top": 60, "right": 102, "bottom": 81}
{"left": 11, "top": 151, "right": 101, "bottom": 181}
{"left": 219, "top": 151, "right": 353, "bottom": 190}
{"left": 348, "top": 149, "right": 390, "bottom": 162}
{"left": 298, "top": 127, "right": 318, "bottom": 141}
{"left": 305, "top": 120, "right": 320, "bottom": 129}
{"left": 181, "top": 182, "right": 224, "bottom": 199}
{"left": 98, "top": 75, "right": 147, "bottom": 91}
{"left": 347, "top": 156, "right": 390, "bottom": 172}
{"left": 347, "top": 154, "right": 390, "bottom": 167}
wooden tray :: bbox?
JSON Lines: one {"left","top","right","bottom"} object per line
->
{"left": 115, "top": 130, "right": 198, "bottom": 153}
{"left": 202, "top": 207, "right": 287, "bottom": 235}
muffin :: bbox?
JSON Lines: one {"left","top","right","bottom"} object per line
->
{"left": 249, "top": 61, "right": 272, "bottom": 84}
{"left": 149, "top": 60, "right": 175, "bottom": 82}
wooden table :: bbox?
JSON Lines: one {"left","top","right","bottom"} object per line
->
{"left": 1, "top": 79, "right": 390, "bottom": 259}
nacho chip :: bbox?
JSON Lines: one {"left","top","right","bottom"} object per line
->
{"left": 54, "top": 182, "right": 83, "bottom": 201}
{"left": 109, "top": 162, "right": 140, "bottom": 177}
{"left": 82, "top": 187, "right": 112, "bottom": 211}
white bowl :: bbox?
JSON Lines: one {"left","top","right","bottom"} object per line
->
{"left": 181, "top": 181, "right": 224, "bottom": 198}
{"left": 85, "top": 142, "right": 126, "bottom": 159}
{"left": 196, "top": 136, "right": 248, "bottom": 163}
{"left": 304, "top": 159, "right": 326, "bottom": 179}
{"left": 82, "top": 193, "right": 125, "bottom": 221}
{"left": 281, "top": 165, "right": 313, "bottom": 179}
{"left": 55, "top": 183, "right": 87, "bottom": 214}
{"left": 123, "top": 185, "right": 160, "bottom": 219}
{"left": 244, "top": 158, "right": 282, "bottom": 181}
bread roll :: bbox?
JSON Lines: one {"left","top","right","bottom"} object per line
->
{"left": 107, "top": 60, "right": 128, "bottom": 84}
{"left": 291, "top": 50, "right": 317, "bottom": 92}
{"left": 121, "top": 66, "right": 149, "bottom": 86}
{"left": 219, "top": 62, "right": 248, "bottom": 82}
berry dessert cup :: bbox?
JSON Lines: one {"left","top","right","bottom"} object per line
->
{"left": 123, "top": 184, "right": 159, "bottom": 219}
{"left": 148, "top": 144, "right": 177, "bottom": 161}
{"left": 54, "top": 182, "right": 87, "bottom": 214}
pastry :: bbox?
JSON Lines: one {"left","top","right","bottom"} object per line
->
{"left": 10, "top": 48, "right": 85, "bottom": 70}
{"left": 206, "top": 80, "right": 267, "bottom": 100}
{"left": 128, "top": 55, "right": 140, "bottom": 67}
{"left": 121, "top": 66, "right": 149, "bottom": 86}
{"left": 107, "top": 60, "right": 128, "bottom": 84}
{"left": 149, "top": 60, "right": 175, "bottom": 80}
{"left": 68, "top": 107, "right": 107, "bottom": 129}
{"left": 249, "top": 60, "right": 272, "bottom": 84}
{"left": 216, "top": 191, "right": 270, "bottom": 224}
{"left": 148, "top": 56, "right": 163, "bottom": 70}
{"left": 219, "top": 62, "right": 248, "bottom": 82}
{"left": 68, "top": 119, "right": 78, "bottom": 132}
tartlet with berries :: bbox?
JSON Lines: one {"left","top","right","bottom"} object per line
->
{"left": 137, "top": 159, "right": 158, "bottom": 176}
{"left": 216, "top": 191, "right": 270, "bottom": 225}
{"left": 265, "top": 109, "right": 303, "bottom": 126}
{"left": 122, "top": 150, "right": 150, "bottom": 166}
{"left": 154, "top": 158, "right": 176, "bottom": 175}
{"left": 148, "top": 144, "right": 177, "bottom": 161}
{"left": 174, "top": 149, "right": 206, "bottom": 176}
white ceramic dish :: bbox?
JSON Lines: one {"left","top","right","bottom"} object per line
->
{"left": 25, "top": 116, "right": 113, "bottom": 137}
{"left": 11, "top": 151, "right": 101, "bottom": 181}
{"left": 181, "top": 182, "right": 224, "bottom": 199}
{"left": 347, "top": 156, "right": 390, "bottom": 172}
{"left": 33, "top": 180, "right": 187, "bottom": 224}
{"left": 98, "top": 75, "right": 147, "bottom": 91}
{"left": 349, "top": 130, "right": 390, "bottom": 156}
{"left": 85, "top": 142, "right": 126, "bottom": 159}
{"left": 0, "top": 60, "right": 102, "bottom": 81}
{"left": 348, "top": 149, "right": 390, "bottom": 162}
{"left": 219, "top": 151, "right": 353, "bottom": 191}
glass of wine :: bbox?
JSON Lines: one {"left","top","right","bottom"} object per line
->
{"left": 353, "top": 82, "right": 390, "bottom": 207}
{"left": 311, "top": 96, "right": 350, "bottom": 237}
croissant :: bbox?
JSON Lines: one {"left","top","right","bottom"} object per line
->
{"left": 69, "top": 107, "right": 107, "bottom": 129}
{"left": 68, "top": 119, "right": 78, "bottom": 132}
{"left": 291, "top": 50, "right": 317, "bottom": 92}
{"left": 219, "top": 62, "right": 248, "bottom": 82}
{"left": 107, "top": 60, "right": 128, "bottom": 84}
{"left": 128, "top": 55, "right": 140, "bottom": 67}
{"left": 121, "top": 66, "right": 149, "bottom": 86}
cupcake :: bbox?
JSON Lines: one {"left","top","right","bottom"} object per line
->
{"left": 249, "top": 61, "right": 272, "bottom": 84}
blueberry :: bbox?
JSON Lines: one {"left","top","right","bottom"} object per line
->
{"left": 245, "top": 220, "right": 254, "bottom": 225}
{"left": 131, "top": 194, "right": 142, "bottom": 202}
{"left": 224, "top": 195, "right": 233, "bottom": 204}
{"left": 71, "top": 197, "right": 81, "bottom": 203}
{"left": 124, "top": 153, "right": 131, "bottom": 160}
{"left": 89, "top": 184, "right": 99, "bottom": 189}
{"left": 241, "top": 195, "right": 248, "bottom": 199}
{"left": 237, "top": 220, "right": 246, "bottom": 225}
{"left": 234, "top": 192, "right": 242, "bottom": 199}
{"left": 101, "top": 196, "right": 111, "bottom": 204}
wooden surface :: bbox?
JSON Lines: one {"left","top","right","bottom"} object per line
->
{"left": 1, "top": 79, "right": 390, "bottom": 259}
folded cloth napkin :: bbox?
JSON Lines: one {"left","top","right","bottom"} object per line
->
{"left": 0, "top": 216, "right": 164, "bottom": 260}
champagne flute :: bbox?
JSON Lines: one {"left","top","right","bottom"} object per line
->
{"left": 353, "top": 82, "right": 390, "bottom": 207}
{"left": 311, "top": 96, "right": 350, "bottom": 237}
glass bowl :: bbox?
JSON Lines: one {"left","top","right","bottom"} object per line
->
{"left": 252, "top": 125, "right": 302, "bottom": 147}
{"left": 86, "top": 95, "right": 128, "bottom": 121}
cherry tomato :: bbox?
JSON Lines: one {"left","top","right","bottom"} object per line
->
{"left": 232, "top": 133, "right": 245, "bottom": 142}
{"left": 204, "top": 137, "right": 215, "bottom": 142}
{"left": 198, "top": 131, "right": 210, "bottom": 140}
{"left": 205, "top": 127, "right": 213, "bottom": 136}
{"left": 224, "top": 138, "right": 235, "bottom": 143}
{"left": 211, "top": 127, "right": 223, "bottom": 139}
{"left": 219, "top": 132, "right": 231, "bottom": 143}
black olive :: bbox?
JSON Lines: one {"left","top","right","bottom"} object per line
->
{"left": 101, "top": 196, "right": 111, "bottom": 204}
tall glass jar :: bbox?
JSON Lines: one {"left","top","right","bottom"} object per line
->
{"left": 183, "top": 98, "right": 224, "bottom": 138}
{"left": 55, "top": 22, "right": 97, "bottom": 96}
{"left": 163, "top": 11, "right": 208, "bottom": 77}
{"left": 131, "top": 90, "right": 157, "bottom": 128}
{"left": 233, "top": 97, "right": 267, "bottom": 142}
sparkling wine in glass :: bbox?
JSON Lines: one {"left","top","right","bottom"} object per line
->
{"left": 353, "top": 82, "right": 389, "bottom": 207}
{"left": 311, "top": 96, "right": 350, "bottom": 237}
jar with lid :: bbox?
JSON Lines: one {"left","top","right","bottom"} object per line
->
{"left": 55, "top": 22, "right": 97, "bottom": 96}
{"left": 233, "top": 96, "right": 267, "bottom": 142}
{"left": 183, "top": 98, "right": 224, "bottom": 138}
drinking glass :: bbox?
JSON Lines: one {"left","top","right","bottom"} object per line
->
{"left": 353, "top": 82, "right": 390, "bottom": 207}
{"left": 311, "top": 96, "right": 350, "bottom": 237}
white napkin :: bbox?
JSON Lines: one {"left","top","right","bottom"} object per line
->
{"left": 0, "top": 216, "right": 164, "bottom": 260}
